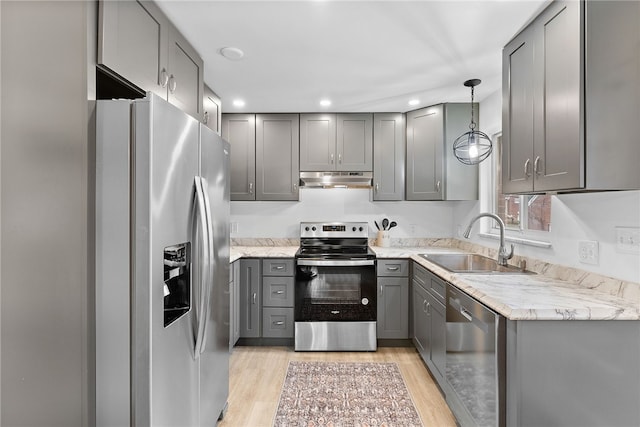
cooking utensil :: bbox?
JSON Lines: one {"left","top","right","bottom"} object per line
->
{"left": 388, "top": 221, "right": 397, "bottom": 230}
{"left": 374, "top": 221, "right": 380, "bottom": 230}
{"left": 382, "top": 218, "right": 389, "bottom": 230}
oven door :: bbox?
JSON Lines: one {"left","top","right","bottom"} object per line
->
{"left": 294, "top": 259, "right": 376, "bottom": 322}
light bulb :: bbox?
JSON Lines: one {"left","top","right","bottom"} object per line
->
{"left": 468, "top": 134, "right": 478, "bottom": 159}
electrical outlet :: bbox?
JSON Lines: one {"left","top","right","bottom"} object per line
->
{"left": 615, "top": 227, "right": 640, "bottom": 253}
{"left": 578, "top": 240, "right": 599, "bottom": 265}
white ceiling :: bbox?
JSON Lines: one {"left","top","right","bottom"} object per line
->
{"left": 156, "top": 0, "right": 550, "bottom": 113}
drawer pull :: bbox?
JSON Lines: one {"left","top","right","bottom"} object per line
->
{"left": 273, "top": 290, "right": 285, "bottom": 295}
{"left": 386, "top": 266, "right": 400, "bottom": 271}
{"left": 273, "top": 265, "right": 285, "bottom": 270}
{"left": 273, "top": 321, "right": 285, "bottom": 326}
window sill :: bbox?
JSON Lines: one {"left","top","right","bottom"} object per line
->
{"left": 477, "top": 232, "right": 552, "bottom": 249}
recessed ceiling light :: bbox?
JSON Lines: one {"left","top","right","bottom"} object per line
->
{"left": 409, "top": 99, "right": 420, "bottom": 106}
{"left": 320, "top": 99, "right": 331, "bottom": 107}
{"left": 220, "top": 47, "right": 244, "bottom": 61}
{"left": 233, "top": 99, "right": 245, "bottom": 108}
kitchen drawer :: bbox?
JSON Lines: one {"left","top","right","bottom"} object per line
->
{"left": 413, "top": 261, "right": 445, "bottom": 304}
{"left": 378, "top": 259, "right": 409, "bottom": 277}
{"left": 262, "top": 258, "right": 295, "bottom": 276}
{"left": 429, "top": 276, "right": 446, "bottom": 304}
{"left": 262, "top": 276, "right": 294, "bottom": 307}
{"left": 412, "top": 262, "right": 429, "bottom": 288}
{"left": 262, "top": 307, "right": 294, "bottom": 338}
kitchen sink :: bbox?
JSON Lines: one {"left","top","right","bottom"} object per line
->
{"left": 419, "top": 253, "right": 534, "bottom": 274}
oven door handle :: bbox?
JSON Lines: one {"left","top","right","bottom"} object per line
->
{"left": 296, "top": 259, "right": 375, "bottom": 267}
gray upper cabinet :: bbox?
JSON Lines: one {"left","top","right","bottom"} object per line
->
{"left": 98, "top": 0, "right": 204, "bottom": 120}
{"left": 336, "top": 113, "right": 373, "bottom": 171}
{"left": 166, "top": 26, "right": 204, "bottom": 120}
{"left": 222, "top": 114, "right": 256, "bottom": 201}
{"left": 373, "top": 113, "right": 405, "bottom": 201}
{"left": 255, "top": 114, "right": 300, "bottom": 201}
{"left": 300, "top": 113, "right": 372, "bottom": 171}
{"left": 203, "top": 85, "right": 222, "bottom": 135}
{"left": 502, "top": 0, "right": 640, "bottom": 193}
{"left": 98, "top": 0, "right": 167, "bottom": 97}
{"left": 406, "top": 104, "right": 478, "bottom": 201}
{"left": 299, "top": 114, "right": 336, "bottom": 171}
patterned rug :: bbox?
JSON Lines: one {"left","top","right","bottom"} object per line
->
{"left": 273, "top": 361, "right": 423, "bottom": 426}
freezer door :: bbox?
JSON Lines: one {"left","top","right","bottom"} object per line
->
{"left": 198, "top": 124, "right": 231, "bottom": 424}
{"left": 132, "top": 94, "right": 201, "bottom": 426}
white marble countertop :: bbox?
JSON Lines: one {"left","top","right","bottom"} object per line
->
{"left": 230, "top": 245, "right": 640, "bottom": 321}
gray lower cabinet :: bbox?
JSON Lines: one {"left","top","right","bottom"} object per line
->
{"left": 406, "top": 103, "right": 478, "bottom": 201}
{"left": 412, "top": 262, "right": 447, "bottom": 386}
{"left": 377, "top": 260, "right": 409, "bottom": 339}
{"left": 255, "top": 114, "right": 300, "bottom": 201}
{"left": 502, "top": 0, "right": 640, "bottom": 193}
{"left": 239, "top": 259, "right": 261, "bottom": 338}
{"left": 505, "top": 320, "right": 640, "bottom": 427}
{"left": 373, "top": 113, "right": 405, "bottom": 201}
{"left": 300, "top": 113, "right": 373, "bottom": 172}
{"left": 222, "top": 114, "right": 256, "bottom": 201}
{"left": 230, "top": 260, "right": 240, "bottom": 348}
{"left": 261, "top": 259, "right": 295, "bottom": 338}
{"left": 98, "top": 0, "right": 204, "bottom": 120}
{"left": 237, "top": 258, "right": 295, "bottom": 340}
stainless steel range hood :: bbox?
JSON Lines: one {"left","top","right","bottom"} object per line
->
{"left": 299, "top": 171, "right": 373, "bottom": 189}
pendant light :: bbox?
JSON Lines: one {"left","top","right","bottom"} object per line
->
{"left": 453, "top": 79, "right": 492, "bottom": 165}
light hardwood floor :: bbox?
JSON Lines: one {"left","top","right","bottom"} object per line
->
{"left": 218, "top": 346, "right": 457, "bottom": 426}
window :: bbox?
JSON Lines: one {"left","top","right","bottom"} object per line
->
{"left": 491, "top": 135, "right": 552, "bottom": 234}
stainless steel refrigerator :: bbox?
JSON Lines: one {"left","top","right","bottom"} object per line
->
{"left": 95, "top": 93, "right": 230, "bottom": 426}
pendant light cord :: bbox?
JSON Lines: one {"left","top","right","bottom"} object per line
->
{"left": 469, "top": 86, "right": 476, "bottom": 131}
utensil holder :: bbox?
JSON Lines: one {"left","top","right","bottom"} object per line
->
{"left": 376, "top": 230, "right": 390, "bottom": 247}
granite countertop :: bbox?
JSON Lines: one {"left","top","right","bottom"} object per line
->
{"left": 230, "top": 244, "right": 640, "bottom": 321}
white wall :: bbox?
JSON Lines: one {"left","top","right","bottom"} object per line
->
{"left": 231, "top": 189, "right": 457, "bottom": 239}
{"left": 454, "top": 90, "right": 640, "bottom": 283}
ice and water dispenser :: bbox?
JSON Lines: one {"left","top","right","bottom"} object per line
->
{"left": 163, "top": 243, "right": 191, "bottom": 327}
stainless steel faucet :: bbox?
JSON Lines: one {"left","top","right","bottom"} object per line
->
{"left": 463, "top": 213, "right": 514, "bottom": 266}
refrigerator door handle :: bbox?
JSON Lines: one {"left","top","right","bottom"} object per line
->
{"left": 199, "top": 177, "right": 215, "bottom": 355}
{"left": 193, "top": 176, "right": 210, "bottom": 359}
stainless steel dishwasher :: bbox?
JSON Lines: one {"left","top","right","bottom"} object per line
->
{"left": 446, "top": 284, "right": 506, "bottom": 427}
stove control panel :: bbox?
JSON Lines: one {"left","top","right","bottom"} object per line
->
{"left": 300, "top": 222, "right": 369, "bottom": 239}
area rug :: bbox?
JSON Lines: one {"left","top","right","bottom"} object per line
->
{"left": 273, "top": 361, "right": 423, "bottom": 427}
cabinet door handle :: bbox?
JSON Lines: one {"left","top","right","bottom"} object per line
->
{"left": 293, "top": 183, "right": 298, "bottom": 191}
{"left": 248, "top": 182, "right": 253, "bottom": 194}
{"left": 203, "top": 111, "right": 209, "bottom": 124}
{"left": 426, "top": 301, "right": 431, "bottom": 315}
{"left": 160, "top": 68, "right": 169, "bottom": 88}
{"left": 524, "top": 158, "right": 532, "bottom": 178}
{"left": 338, "top": 153, "right": 342, "bottom": 164}
{"left": 168, "top": 75, "right": 177, "bottom": 93}
{"left": 380, "top": 285, "right": 383, "bottom": 296}
{"left": 252, "top": 292, "right": 257, "bottom": 305}
{"left": 436, "top": 181, "right": 441, "bottom": 192}
{"left": 375, "top": 183, "right": 379, "bottom": 193}
{"left": 330, "top": 153, "right": 334, "bottom": 164}
{"left": 534, "top": 156, "right": 541, "bottom": 176}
